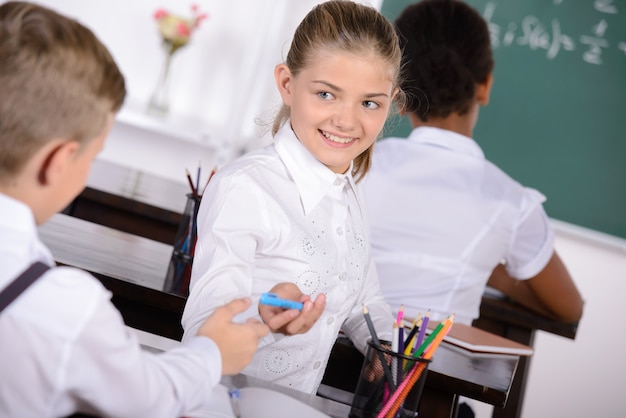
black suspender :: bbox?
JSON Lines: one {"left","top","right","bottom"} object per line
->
{"left": 0, "top": 262, "right": 50, "bottom": 313}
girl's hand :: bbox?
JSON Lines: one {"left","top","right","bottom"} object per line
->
{"left": 258, "top": 282, "right": 326, "bottom": 335}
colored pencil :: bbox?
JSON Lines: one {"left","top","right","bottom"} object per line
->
{"left": 415, "top": 309, "right": 430, "bottom": 350}
{"left": 185, "top": 168, "right": 197, "bottom": 196}
{"left": 404, "top": 313, "right": 422, "bottom": 356}
{"left": 379, "top": 315, "right": 455, "bottom": 418}
{"left": 362, "top": 305, "right": 397, "bottom": 391}
{"left": 201, "top": 165, "right": 217, "bottom": 195}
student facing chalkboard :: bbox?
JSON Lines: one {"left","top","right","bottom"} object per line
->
{"left": 380, "top": 0, "right": 626, "bottom": 239}
{"left": 365, "top": 0, "right": 584, "bottom": 348}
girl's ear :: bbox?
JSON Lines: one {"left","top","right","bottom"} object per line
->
{"left": 274, "top": 64, "right": 294, "bottom": 106}
{"left": 476, "top": 73, "right": 494, "bottom": 106}
{"left": 37, "top": 140, "right": 80, "bottom": 186}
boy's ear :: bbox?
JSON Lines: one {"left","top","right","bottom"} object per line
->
{"left": 274, "top": 64, "right": 293, "bottom": 106}
{"left": 476, "top": 73, "right": 494, "bottom": 106}
{"left": 38, "top": 140, "right": 80, "bottom": 186}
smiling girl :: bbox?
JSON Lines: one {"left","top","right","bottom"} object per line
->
{"left": 182, "top": 0, "right": 404, "bottom": 394}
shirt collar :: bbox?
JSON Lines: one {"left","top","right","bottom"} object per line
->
{"left": 407, "top": 126, "right": 485, "bottom": 159}
{"left": 274, "top": 122, "right": 355, "bottom": 215}
{"left": 0, "top": 192, "right": 38, "bottom": 234}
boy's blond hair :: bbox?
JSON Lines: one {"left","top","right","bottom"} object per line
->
{"left": 0, "top": 1, "right": 126, "bottom": 180}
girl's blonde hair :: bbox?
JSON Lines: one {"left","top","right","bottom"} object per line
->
{"left": 272, "top": 0, "right": 403, "bottom": 182}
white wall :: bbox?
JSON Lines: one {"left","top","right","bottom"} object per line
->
{"left": 522, "top": 223, "right": 626, "bottom": 418}
{"left": 18, "top": 1, "right": 626, "bottom": 416}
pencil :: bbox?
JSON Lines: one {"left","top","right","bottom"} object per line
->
{"left": 412, "top": 315, "right": 449, "bottom": 360}
{"left": 185, "top": 168, "right": 197, "bottom": 196}
{"left": 196, "top": 161, "right": 201, "bottom": 194}
{"left": 404, "top": 313, "right": 422, "bottom": 356}
{"left": 201, "top": 165, "right": 217, "bottom": 196}
{"left": 415, "top": 309, "right": 430, "bottom": 350}
{"left": 396, "top": 304, "right": 404, "bottom": 327}
{"left": 382, "top": 316, "right": 455, "bottom": 418}
{"left": 362, "top": 304, "right": 397, "bottom": 391}
{"left": 391, "top": 322, "right": 399, "bottom": 386}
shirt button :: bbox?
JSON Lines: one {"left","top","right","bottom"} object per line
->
{"left": 336, "top": 227, "right": 343, "bottom": 236}
{"left": 313, "top": 361, "right": 321, "bottom": 369}
{"left": 334, "top": 178, "right": 341, "bottom": 186}
{"left": 326, "top": 317, "right": 334, "bottom": 325}
{"left": 339, "top": 272, "right": 347, "bottom": 280}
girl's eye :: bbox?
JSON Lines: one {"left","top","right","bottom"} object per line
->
{"left": 363, "top": 100, "right": 380, "bottom": 110}
{"left": 318, "top": 91, "right": 334, "bottom": 100}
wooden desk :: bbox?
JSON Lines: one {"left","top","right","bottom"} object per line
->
{"left": 39, "top": 214, "right": 519, "bottom": 418}
{"left": 62, "top": 159, "right": 188, "bottom": 245}
{"left": 473, "top": 296, "right": 577, "bottom": 418}
{"left": 39, "top": 214, "right": 185, "bottom": 340}
{"left": 61, "top": 160, "right": 577, "bottom": 418}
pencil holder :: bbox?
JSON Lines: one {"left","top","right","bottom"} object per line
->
{"left": 163, "top": 193, "right": 201, "bottom": 296}
{"left": 349, "top": 341, "right": 430, "bottom": 418}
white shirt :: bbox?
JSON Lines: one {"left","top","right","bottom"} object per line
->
{"left": 182, "top": 123, "right": 393, "bottom": 394}
{"left": 0, "top": 193, "right": 223, "bottom": 418}
{"left": 363, "top": 127, "right": 554, "bottom": 325}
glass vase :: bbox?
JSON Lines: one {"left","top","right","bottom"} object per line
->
{"left": 147, "top": 48, "right": 174, "bottom": 116}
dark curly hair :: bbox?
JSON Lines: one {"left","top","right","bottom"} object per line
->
{"left": 395, "top": 0, "right": 493, "bottom": 121}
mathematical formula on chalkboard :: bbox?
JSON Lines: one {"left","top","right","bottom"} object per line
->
{"left": 481, "top": 0, "right": 625, "bottom": 65}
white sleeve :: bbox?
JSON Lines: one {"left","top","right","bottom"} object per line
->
{"left": 64, "top": 290, "right": 222, "bottom": 418}
{"left": 505, "top": 188, "right": 555, "bottom": 279}
{"left": 181, "top": 172, "right": 266, "bottom": 340}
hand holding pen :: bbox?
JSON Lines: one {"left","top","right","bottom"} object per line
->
{"left": 258, "top": 282, "right": 326, "bottom": 335}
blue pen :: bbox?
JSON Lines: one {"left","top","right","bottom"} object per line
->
{"left": 259, "top": 292, "right": 304, "bottom": 310}
{"left": 229, "top": 388, "right": 241, "bottom": 418}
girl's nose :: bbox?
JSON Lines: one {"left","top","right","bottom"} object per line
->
{"left": 331, "top": 103, "right": 357, "bottom": 131}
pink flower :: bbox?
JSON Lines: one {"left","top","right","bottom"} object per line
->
{"left": 176, "top": 22, "right": 191, "bottom": 37}
{"left": 153, "top": 8, "right": 168, "bottom": 20}
{"left": 153, "top": 4, "right": 208, "bottom": 54}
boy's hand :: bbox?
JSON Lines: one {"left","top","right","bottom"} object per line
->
{"left": 258, "top": 282, "right": 326, "bottom": 335}
{"left": 196, "top": 298, "right": 269, "bottom": 376}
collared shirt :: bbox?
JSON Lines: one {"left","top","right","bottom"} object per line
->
{"left": 0, "top": 193, "right": 222, "bottom": 418}
{"left": 182, "top": 122, "right": 393, "bottom": 394}
{"left": 364, "top": 126, "right": 554, "bottom": 325}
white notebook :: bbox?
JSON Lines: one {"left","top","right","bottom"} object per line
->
{"left": 429, "top": 322, "right": 534, "bottom": 356}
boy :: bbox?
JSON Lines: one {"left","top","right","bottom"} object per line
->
{"left": 0, "top": 2, "right": 268, "bottom": 417}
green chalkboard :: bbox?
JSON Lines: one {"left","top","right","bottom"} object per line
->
{"left": 380, "top": 0, "right": 626, "bottom": 239}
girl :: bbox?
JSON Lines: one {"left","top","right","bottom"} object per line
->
{"left": 182, "top": 0, "right": 403, "bottom": 394}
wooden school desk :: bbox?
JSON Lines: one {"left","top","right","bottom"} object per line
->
{"left": 61, "top": 159, "right": 579, "bottom": 418}
{"left": 62, "top": 159, "right": 188, "bottom": 245}
{"left": 474, "top": 295, "right": 577, "bottom": 418}
{"left": 39, "top": 214, "right": 520, "bottom": 418}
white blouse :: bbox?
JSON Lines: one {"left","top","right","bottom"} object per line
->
{"left": 364, "top": 126, "right": 555, "bottom": 325}
{"left": 182, "top": 122, "right": 393, "bottom": 394}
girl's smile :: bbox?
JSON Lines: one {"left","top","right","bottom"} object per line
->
{"left": 319, "top": 129, "right": 356, "bottom": 146}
